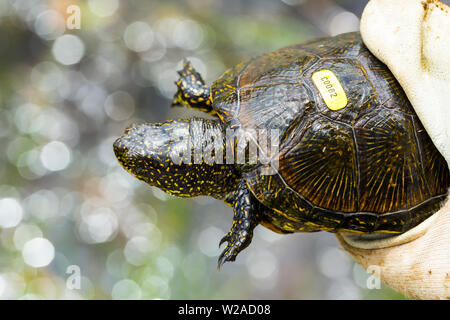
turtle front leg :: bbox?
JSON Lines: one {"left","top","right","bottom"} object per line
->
{"left": 218, "top": 180, "right": 260, "bottom": 269}
{"left": 172, "top": 61, "right": 215, "bottom": 114}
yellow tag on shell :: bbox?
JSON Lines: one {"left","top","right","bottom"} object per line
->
{"left": 312, "top": 70, "right": 348, "bottom": 111}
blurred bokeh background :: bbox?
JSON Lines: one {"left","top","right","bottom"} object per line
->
{"left": 3, "top": 0, "right": 444, "bottom": 300}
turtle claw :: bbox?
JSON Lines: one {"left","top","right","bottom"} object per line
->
{"left": 217, "top": 248, "right": 233, "bottom": 270}
{"left": 217, "top": 238, "right": 239, "bottom": 270}
{"left": 219, "top": 233, "right": 231, "bottom": 248}
{"left": 217, "top": 233, "right": 238, "bottom": 269}
{"left": 216, "top": 180, "right": 260, "bottom": 270}
{"left": 216, "top": 230, "right": 250, "bottom": 270}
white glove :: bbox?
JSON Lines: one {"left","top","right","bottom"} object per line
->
{"left": 336, "top": 0, "right": 450, "bottom": 300}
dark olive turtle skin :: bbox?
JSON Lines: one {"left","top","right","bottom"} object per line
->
{"left": 114, "top": 32, "right": 449, "bottom": 268}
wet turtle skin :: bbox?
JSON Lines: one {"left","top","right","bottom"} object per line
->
{"left": 114, "top": 32, "right": 449, "bottom": 267}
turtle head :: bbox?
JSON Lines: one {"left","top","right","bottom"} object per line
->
{"left": 113, "top": 120, "right": 189, "bottom": 184}
{"left": 113, "top": 119, "right": 239, "bottom": 198}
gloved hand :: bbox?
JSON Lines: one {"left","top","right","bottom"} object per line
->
{"left": 336, "top": 0, "right": 450, "bottom": 300}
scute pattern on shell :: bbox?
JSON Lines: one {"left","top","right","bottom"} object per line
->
{"left": 213, "top": 32, "right": 449, "bottom": 233}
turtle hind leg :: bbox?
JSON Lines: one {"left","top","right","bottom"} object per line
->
{"left": 172, "top": 60, "right": 215, "bottom": 114}
{"left": 217, "top": 180, "right": 260, "bottom": 269}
